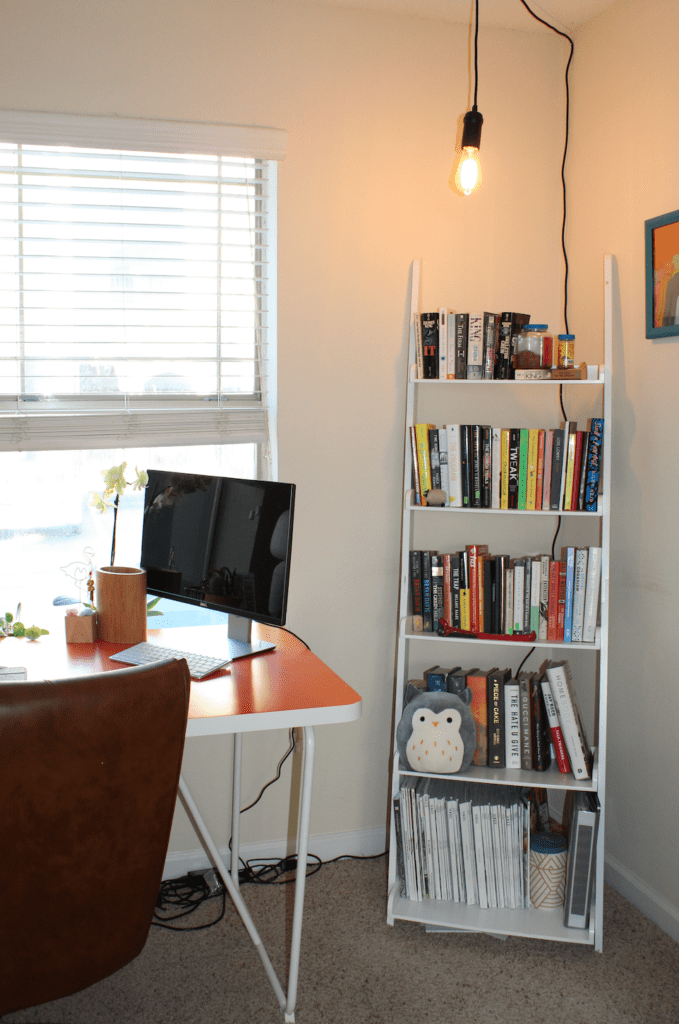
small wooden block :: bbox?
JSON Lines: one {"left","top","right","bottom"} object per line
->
{"left": 65, "top": 613, "right": 97, "bottom": 644}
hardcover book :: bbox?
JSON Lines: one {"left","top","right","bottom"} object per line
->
{"left": 421, "top": 311, "right": 439, "bottom": 379}
{"left": 467, "top": 668, "right": 492, "bottom": 767}
{"left": 454, "top": 313, "right": 469, "bottom": 380}
{"left": 466, "top": 314, "right": 484, "bottom": 379}
{"left": 487, "top": 667, "right": 511, "bottom": 769}
{"left": 585, "top": 418, "right": 604, "bottom": 511}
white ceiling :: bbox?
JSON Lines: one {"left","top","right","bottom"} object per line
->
{"left": 310, "top": 0, "right": 620, "bottom": 32}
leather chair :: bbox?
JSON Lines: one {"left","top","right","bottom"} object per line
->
{"left": 0, "top": 657, "right": 191, "bottom": 1017}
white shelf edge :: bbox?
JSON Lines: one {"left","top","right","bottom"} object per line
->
{"left": 411, "top": 377, "right": 603, "bottom": 387}
{"left": 401, "top": 629, "right": 601, "bottom": 650}
{"left": 407, "top": 505, "right": 603, "bottom": 517}
{"left": 389, "top": 892, "right": 595, "bottom": 945}
{"left": 395, "top": 747, "right": 600, "bottom": 793}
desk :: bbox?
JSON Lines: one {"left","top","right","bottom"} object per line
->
{"left": 7, "top": 620, "right": 362, "bottom": 1022}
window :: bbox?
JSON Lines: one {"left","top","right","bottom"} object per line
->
{"left": 0, "top": 112, "right": 287, "bottom": 606}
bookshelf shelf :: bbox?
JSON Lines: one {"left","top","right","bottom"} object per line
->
{"left": 387, "top": 887, "right": 596, "bottom": 945}
{"left": 388, "top": 257, "right": 612, "bottom": 953}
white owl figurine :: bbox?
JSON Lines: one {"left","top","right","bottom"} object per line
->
{"left": 405, "top": 706, "right": 465, "bottom": 773}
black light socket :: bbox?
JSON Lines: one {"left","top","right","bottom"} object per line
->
{"left": 461, "top": 106, "right": 484, "bottom": 150}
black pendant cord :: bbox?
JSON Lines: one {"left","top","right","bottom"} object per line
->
{"left": 473, "top": 0, "right": 480, "bottom": 110}
{"left": 518, "top": 0, "right": 574, "bottom": 335}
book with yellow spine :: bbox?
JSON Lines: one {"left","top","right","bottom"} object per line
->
{"left": 526, "top": 428, "right": 539, "bottom": 510}
{"left": 500, "top": 428, "right": 510, "bottom": 509}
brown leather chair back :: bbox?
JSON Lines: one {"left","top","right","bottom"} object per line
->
{"left": 0, "top": 658, "right": 191, "bottom": 1015}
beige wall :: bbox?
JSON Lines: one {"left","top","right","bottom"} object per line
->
{"left": 569, "top": 0, "right": 679, "bottom": 926}
{"left": 12, "top": 0, "right": 675, "bottom": 930}
{"left": 0, "top": 0, "right": 567, "bottom": 858}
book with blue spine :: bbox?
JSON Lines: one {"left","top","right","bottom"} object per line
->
{"left": 562, "top": 546, "right": 576, "bottom": 642}
{"left": 585, "top": 418, "right": 604, "bottom": 511}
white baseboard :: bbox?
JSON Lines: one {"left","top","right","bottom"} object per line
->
{"left": 605, "top": 853, "right": 679, "bottom": 944}
{"left": 163, "top": 826, "right": 387, "bottom": 881}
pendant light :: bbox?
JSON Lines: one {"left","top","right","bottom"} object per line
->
{"left": 449, "top": 0, "right": 483, "bottom": 196}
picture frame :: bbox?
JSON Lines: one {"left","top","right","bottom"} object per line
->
{"left": 645, "top": 208, "right": 679, "bottom": 339}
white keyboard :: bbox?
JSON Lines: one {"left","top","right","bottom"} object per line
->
{"left": 110, "top": 642, "right": 230, "bottom": 680}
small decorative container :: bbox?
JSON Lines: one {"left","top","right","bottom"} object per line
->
{"left": 96, "top": 566, "right": 147, "bottom": 644}
{"left": 557, "top": 334, "right": 575, "bottom": 368}
{"left": 64, "top": 611, "right": 98, "bottom": 644}
{"left": 530, "top": 832, "right": 568, "bottom": 909}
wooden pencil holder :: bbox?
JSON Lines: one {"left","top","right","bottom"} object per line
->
{"left": 96, "top": 566, "right": 147, "bottom": 644}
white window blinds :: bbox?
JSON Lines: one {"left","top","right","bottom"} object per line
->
{"left": 0, "top": 112, "right": 287, "bottom": 452}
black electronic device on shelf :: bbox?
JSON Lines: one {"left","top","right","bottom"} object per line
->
{"left": 140, "top": 470, "right": 295, "bottom": 660}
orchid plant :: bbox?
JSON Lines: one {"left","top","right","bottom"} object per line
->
{"left": 89, "top": 463, "right": 148, "bottom": 566}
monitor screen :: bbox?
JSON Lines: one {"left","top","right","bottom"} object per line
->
{"left": 140, "top": 471, "right": 295, "bottom": 627}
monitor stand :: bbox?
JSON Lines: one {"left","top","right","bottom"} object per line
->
{"left": 226, "top": 613, "right": 275, "bottom": 662}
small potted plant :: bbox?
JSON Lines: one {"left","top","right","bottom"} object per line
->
{"left": 89, "top": 463, "right": 154, "bottom": 643}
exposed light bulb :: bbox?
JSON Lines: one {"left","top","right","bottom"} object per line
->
{"left": 449, "top": 106, "right": 484, "bottom": 197}
{"left": 452, "top": 147, "right": 482, "bottom": 195}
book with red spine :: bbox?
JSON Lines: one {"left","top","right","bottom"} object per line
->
{"left": 547, "top": 559, "right": 560, "bottom": 642}
{"left": 540, "top": 677, "right": 571, "bottom": 774}
{"left": 467, "top": 668, "right": 495, "bottom": 767}
{"left": 467, "top": 544, "right": 489, "bottom": 634}
{"left": 442, "top": 553, "right": 453, "bottom": 628}
{"left": 556, "top": 560, "right": 567, "bottom": 641}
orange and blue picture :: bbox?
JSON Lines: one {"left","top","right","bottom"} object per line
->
{"left": 653, "top": 219, "right": 679, "bottom": 327}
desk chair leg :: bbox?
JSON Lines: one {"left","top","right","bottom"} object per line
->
{"left": 284, "top": 725, "right": 315, "bottom": 1023}
{"left": 232, "top": 732, "right": 243, "bottom": 889}
{"left": 178, "top": 775, "right": 287, "bottom": 1013}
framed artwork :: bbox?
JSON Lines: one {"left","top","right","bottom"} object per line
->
{"left": 646, "top": 209, "right": 679, "bottom": 339}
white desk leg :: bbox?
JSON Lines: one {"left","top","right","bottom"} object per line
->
{"left": 232, "top": 732, "right": 242, "bottom": 889}
{"left": 284, "top": 725, "right": 315, "bottom": 1023}
{"left": 178, "top": 774, "right": 287, "bottom": 1013}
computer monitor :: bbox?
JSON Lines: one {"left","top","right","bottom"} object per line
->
{"left": 140, "top": 470, "right": 295, "bottom": 659}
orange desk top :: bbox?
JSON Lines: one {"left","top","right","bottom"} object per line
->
{"left": 0, "top": 621, "right": 362, "bottom": 737}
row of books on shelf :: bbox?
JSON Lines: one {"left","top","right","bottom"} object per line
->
{"left": 415, "top": 309, "right": 588, "bottom": 381}
{"left": 393, "top": 779, "right": 600, "bottom": 928}
{"left": 417, "top": 660, "right": 591, "bottom": 779}
{"left": 417, "top": 309, "right": 530, "bottom": 381}
{"left": 410, "top": 419, "right": 603, "bottom": 512}
{"left": 410, "top": 545, "right": 602, "bottom": 644}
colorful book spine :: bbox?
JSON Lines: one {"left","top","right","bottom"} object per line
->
{"left": 526, "top": 428, "right": 539, "bottom": 510}
{"left": 491, "top": 427, "right": 501, "bottom": 509}
{"left": 415, "top": 423, "right": 435, "bottom": 498}
{"left": 518, "top": 428, "right": 529, "bottom": 510}
{"left": 467, "top": 669, "right": 490, "bottom": 767}
{"left": 421, "top": 312, "right": 439, "bottom": 379}
{"left": 539, "top": 554, "right": 550, "bottom": 641}
{"left": 410, "top": 550, "right": 423, "bottom": 631}
{"left": 455, "top": 313, "right": 469, "bottom": 380}
{"left": 445, "top": 424, "right": 462, "bottom": 506}
{"left": 410, "top": 426, "right": 422, "bottom": 504}
{"left": 500, "top": 428, "right": 510, "bottom": 509}
{"left": 562, "top": 547, "right": 576, "bottom": 642}
{"left": 585, "top": 418, "right": 604, "bottom": 511}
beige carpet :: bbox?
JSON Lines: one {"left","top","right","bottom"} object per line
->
{"left": 4, "top": 858, "right": 679, "bottom": 1024}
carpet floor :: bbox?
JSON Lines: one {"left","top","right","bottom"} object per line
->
{"left": 4, "top": 858, "right": 679, "bottom": 1024}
